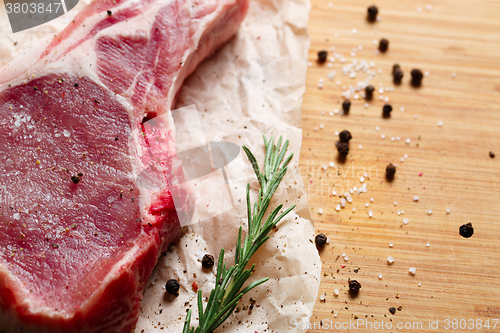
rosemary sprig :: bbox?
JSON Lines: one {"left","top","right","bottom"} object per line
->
{"left": 182, "top": 135, "right": 295, "bottom": 333}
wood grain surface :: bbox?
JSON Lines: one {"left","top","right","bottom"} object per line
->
{"left": 302, "top": 0, "right": 500, "bottom": 331}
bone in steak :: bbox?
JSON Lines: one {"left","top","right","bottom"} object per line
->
{"left": 0, "top": 0, "right": 249, "bottom": 331}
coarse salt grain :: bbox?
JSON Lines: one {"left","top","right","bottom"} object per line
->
{"left": 426, "top": 242, "right": 430, "bottom": 247}
{"left": 328, "top": 2, "right": 333, "bottom": 8}
{"left": 318, "top": 208, "right": 323, "bottom": 215}
{"left": 334, "top": 289, "right": 339, "bottom": 296}
{"left": 438, "top": 121, "right": 443, "bottom": 127}
{"left": 319, "top": 124, "right": 324, "bottom": 129}
{"left": 403, "top": 219, "right": 409, "bottom": 225}
{"left": 409, "top": 267, "right": 417, "bottom": 274}
{"left": 426, "top": 4, "right": 432, "bottom": 10}
{"left": 370, "top": 198, "right": 374, "bottom": 202}
{"left": 446, "top": 208, "right": 451, "bottom": 214}
{"left": 359, "top": 177, "right": 365, "bottom": 183}
{"left": 365, "top": 203, "right": 369, "bottom": 207}
{"left": 352, "top": 28, "right": 357, "bottom": 34}
{"left": 427, "top": 209, "right": 433, "bottom": 215}
{"left": 335, "top": 204, "right": 341, "bottom": 211}
{"left": 332, "top": 190, "right": 337, "bottom": 196}
{"left": 417, "top": 7, "right": 422, "bottom": 12}
{"left": 405, "top": 138, "right": 411, "bottom": 144}
{"left": 394, "top": 202, "right": 397, "bottom": 206}
{"left": 413, "top": 195, "right": 419, "bottom": 202}
{"left": 387, "top": 256, "right": 395, "bottom": 264}
{"left": 329, "top": 161, "right": 335, "bottom": 167}
{"left": 368, "top": 210, "right": 373, "bottom": 218}
{"left": 63, "top": 130, "right": 71, "bottom": 137}
{"left": 13, "top": 213, "right": 21, "bottom": 220}
{"left": 334, "top": 131, "right": 339, "bottom": 135}
{"left": 364, "top": 103, "right": 369, "bottom": 109}
{"left": 378, "top": 274, "right": 383, "bottom": 279}
{"left": 451, "top": 72, "right": 456, "bottom": 78}
{"left": 358, "top": 144, "right": 362, "bottom": 149}
{"left": 389, "top": 243, "right": 393, "bottom": 248}
{"left": 352, "top": 207, "right": 356, "bottom": 212}
{"left": 327, "top": 71, "right": 336, "bottom": 80}
{"left": 329, "top": 112, "right": 334, "bottom": 116}
{"left": 319, "top": 295, "right": 326, "bottom": 301}
{"left": 381, "top": 134, "right": 386, "bottom": 139}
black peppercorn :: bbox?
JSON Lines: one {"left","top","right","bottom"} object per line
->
{"left": 389, "top": 307, "right": 396, "bottom": 314}
{"left": 386, "top": 163, "right": 396, "bottom": 180}
{"left": 342, "top": 100, "right": 351, "bottom": 114}
{"left": 365, "top": 85, "right": 375, "bottom": 100}
{"left": 202, "top": 254, "right": 215, "bottom": 269}
{"left": 411, "top": 69, "right": 423, "bottom": 87}
{"left": 382, "top": 104, "right": 392, "bottom": 118}
{"left": 165, "top": 279, "right": 180, "bottom": 295}
{"left": 393, "top": 68, "right": 404, "bottom": 84}
{"left": 337, "top": 142, "right": 349, "bottom": 157}
{"left": 348, "top": 279, "right": 361, "bottom": 293}
{"left": 490, "top": 151, "right": 495, "bottom": 158}
{"left": 367, "top": 5, "right": 378, "bottom": 22}
{"left": 71, "top": 175, "right": 80, "bottom": 184}
{"left": 315, "top": 233, "right": 327, "bottom": 246}
{"left": 459, "top": 222, "right": 474, "bottom": 238}
{"left": 379, "top": 38, "right": 389, "bottom": 52}
{"left": 339, "top": 130, "right": 352, "bottom": 143}
{"left": 317, "top": 50, "right": 328, "bottom": 63}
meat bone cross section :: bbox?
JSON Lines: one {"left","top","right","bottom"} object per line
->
{"left": 0, "top": 0, "right": 249, "bottom": 331}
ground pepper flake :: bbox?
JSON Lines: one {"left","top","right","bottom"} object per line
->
{"left": 389, "top": 306, "right": 396, "bottom": 314}
{"left": 490, "top": 151, "right": 495, "bottom": 158}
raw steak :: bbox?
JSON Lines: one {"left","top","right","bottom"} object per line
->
{"left": 0, "top": 0, "right": 249, "bottom": 332}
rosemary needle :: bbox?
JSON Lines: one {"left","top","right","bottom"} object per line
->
{"left": 182, "top": 135, "right": 295, "bottom": 333}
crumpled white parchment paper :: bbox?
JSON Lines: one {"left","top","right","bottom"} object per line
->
{"left": 0, "top": 0, "right": 320, "bottom": 332}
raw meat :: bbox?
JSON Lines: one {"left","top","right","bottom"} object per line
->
{"left": 0, "top": 0, "right": 249, "bottom": 332}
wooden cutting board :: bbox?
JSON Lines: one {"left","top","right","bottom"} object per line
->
{"left": 302, "top": 0, "right": 500, "bottom": 331}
